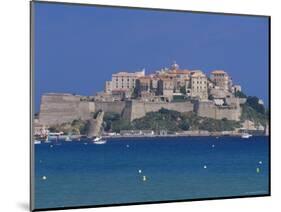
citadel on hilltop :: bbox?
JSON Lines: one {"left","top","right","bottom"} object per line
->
{"left": 92, "top": 62, "right": 245, "bottom": 121}
{"left": 98, "top": 62, "right": 241, "bottom": 103}
{"left": 36, "top": 62, "right": 267, "bottom": 136}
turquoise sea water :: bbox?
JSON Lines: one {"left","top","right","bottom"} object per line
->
{"left": 34, "top": 136, "right": 269, "bottom": 209}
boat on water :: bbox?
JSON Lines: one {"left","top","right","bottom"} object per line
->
{"left": 65, "top": 136, "right": 72, "bottom": 142}
{"left": 34, "top": 140, "right": 41, "bottom": 144}
{"left": 241, "top": 133, "right": 253, "bottom": 139}
{"left": 93, "top": 136, "right": 107, "bottom": 144}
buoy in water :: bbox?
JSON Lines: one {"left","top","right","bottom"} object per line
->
{"left": 142, "top": 175, "right": 147, "bottom": 181}
{"left": 42, "top": 176, "right": 47, "bottom": 180}
{"left": 256, "top": 167, "right": 260, "bottom": 173}
{"left": 212, "top": 144, "right": 215, "bottom": 148}
{"left": 138, "top": 169, "right": 142, "bottom": 174}
{"left": 204, "top": 165, "right": 207, "bottom": 169}
{"left": 50, "top": 145, "right": 53, "bottom": 148}
{"left": 126, "top": 144, "right": 130, "bottom": 148}
{"left": 259, "top": 161, "right": 263, "bottom": 164}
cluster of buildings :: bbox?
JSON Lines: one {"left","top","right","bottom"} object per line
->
{"left": 96, "top": 62, "right": 242, "bottom": 104}
{"left": 36, "top": 62, "right": 268, "bottom": 136}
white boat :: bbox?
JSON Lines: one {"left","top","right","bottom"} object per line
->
{"left": 93, "top": 140, "right": 107, "bottom": 144}
{"left": 34, "top": 140, "right": 41, "bottom": 144}
{"left": 93, "top": 136, "right": 102, "bottom": 142}
{"left": 93, "top": 137, "right": 107, "bottom": 144}
{"left": 65, "top": 136, "right": 72, "bottom": 142}
{"left": 241, "top": 133, "right": 253, "bottom": 139}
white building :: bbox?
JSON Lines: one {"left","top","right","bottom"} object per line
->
{"left": 190, "top": 72, "right": 208, "bottom": 100}
{"left": 111, "top": 70, "right": 145, "bottom": 92}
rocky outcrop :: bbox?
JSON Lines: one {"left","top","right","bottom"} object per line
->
{"left": 87, "top": 111, "right": 104, "bottom": 138}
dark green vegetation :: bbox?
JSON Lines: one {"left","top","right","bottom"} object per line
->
{"left": 172, "top": 95, "right": 186, "bottom": 102}
{"left": 103, "top": 112, "right": 132, "bottom": 133}
{"left": 241, "top": 96, "right": 268, "bottom": 127}
{"left": 103, "top": 108, "right": 242, "bottom": 133}
{"left": 49, "top": 119, "right": 90, "bottom": 135}
{"left": 234, "top": 90, "right": 247, "bottom": 98}
{"left": 246, "top": 96, "right": 266, "bottom": 114}
{"left": 179, "top": 86, "right": 187, "bottom": 95}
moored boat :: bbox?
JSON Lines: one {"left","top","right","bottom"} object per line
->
{"left": 65, "top": 136, "right": 72, "bottom": 142}
{"left": 241, "top": 133, "right": 252, "bottom": 139}
{"left": 93, "top": 136, "right": 107, "bottom": 144}
{"left": 34, "top": 140, "right": 41, "bottom": 144}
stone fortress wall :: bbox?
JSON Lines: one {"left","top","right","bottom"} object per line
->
{"left": 194, "top": 101, "right": 241, "bottom": 121}
{"left": 124, "top": 100, "right": 194, "bottom": 121}
{"left": 39, "top": 93, "right": 95, "bottom": 125}
{"left": 95, "top": 101, "right": 126, "bottom": 114}
{"left": 39, "top": 93, "right": 242, "bottom": 126}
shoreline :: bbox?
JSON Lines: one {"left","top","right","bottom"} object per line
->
{"left": 45, "top": 133, "right": 268, "bottom": 141}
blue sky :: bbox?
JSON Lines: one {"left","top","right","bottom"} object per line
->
{"left": 34, "top": 2, "right": 269, "bottom": 112}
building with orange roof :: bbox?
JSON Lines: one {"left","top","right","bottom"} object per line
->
{"left": 210, "top": 70, "right": 232, "bottom": 91}
{"left": 102, "top": 63, "right": 239, "bottom": 103}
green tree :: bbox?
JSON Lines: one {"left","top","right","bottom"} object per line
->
{"left": 235, "top": 90, "right": 247, "bottom": 98}
{"left": 179, "top": 86, "right": 186, "bottom": 95}
{"left": 111, "top": 119, "right": 132, "bottom": 133}
{"left": 179, "top": 119, "right": 190, "bottom": 130}
{"left": 246, "top": 96, "right": 265, "bottom": 114}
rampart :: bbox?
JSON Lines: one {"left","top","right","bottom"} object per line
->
{"left": 194, "top": 101, "right": 241, "bottom": 121}
{"left": 39, "top": 93, "right": 95, "bottom": 125}
{"left": 95, "top": 101, "right": 126, "bottom": 114}
{"left": 38, "top": 93, "right": 241, "bottom": 126}
{"left": 124, "top": 100, "right": 194, "bottom": 121}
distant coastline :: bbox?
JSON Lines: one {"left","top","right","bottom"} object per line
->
{"left": 45, "top": 132, "right": 267, "bottom": 142}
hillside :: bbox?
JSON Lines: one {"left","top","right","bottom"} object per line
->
{"left": 103, "top": 109, "right": 243, "bottom": 133}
